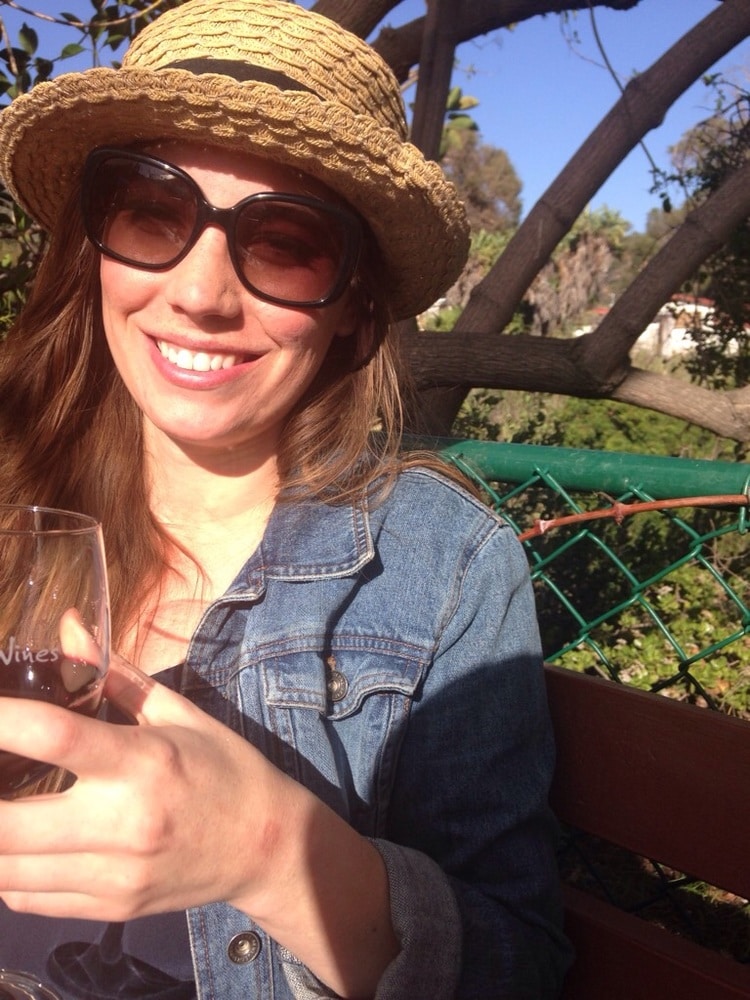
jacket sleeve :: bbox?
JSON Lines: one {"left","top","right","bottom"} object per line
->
{"left": 373, "top": 520, "right": 572, "bottom": 999}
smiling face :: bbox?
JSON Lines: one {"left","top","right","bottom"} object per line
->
{"left": 98, "top": 142, "right": 356, "bottom": 471}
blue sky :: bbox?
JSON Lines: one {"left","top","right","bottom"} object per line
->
{"left": 2, "top": 0, "right": 747, "bottom": 231}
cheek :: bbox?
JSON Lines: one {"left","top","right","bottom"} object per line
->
{"left": 100, "top": 259, "right": 147, "bottom": 314}
{"left": 255, "top": 301, "right": 347, "bottom": 359}
{"left": 98, "top": 264, "right": 155, "bottom": 380}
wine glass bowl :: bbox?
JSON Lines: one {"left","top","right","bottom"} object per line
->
{"left": 0, "top": 505, "right": 110, "bottom": 797}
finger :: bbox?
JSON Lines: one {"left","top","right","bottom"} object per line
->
{"left": 1, "top": 887, "right": 141, "bottom": 922}
{"left": 59, "top": 607, "right": 106, "bottom": 672}
{"left": 103, "top": 652, "right": 157, "bottom": 722}
{"left": 0, "top": 654, "right": 159, "bottom": 772}
{"left": 2, "top": 890, "right": 110, "bottom": 921}
{"left": 0, "top": 840, "right": 166, "bottom": 910}
{"left": 0, "top": 697, "right": 132, "bottom": 780}
{"left": 0, "top": 851, "right": 116, "bottom": 896}
{"left": 104, "top": 653, "right": 202, "bottom": 728}
{"left": 0, "top": 788, "right": 111, "bottom": 859}
{"left": 0, "top": 682, "right": 199, "bottom": 786}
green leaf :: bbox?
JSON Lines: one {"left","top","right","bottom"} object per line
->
{"left": 34, "top": 58, "right": 54, "bottom": 82}
{"left": 446, "top": 86, "right": 462, "bottom": 111}
{"left": 446, "top": 113, "right": 477, "bottom": 131}
{"left": 1, "top": 47, "right": 30, "bottom": 73}
{"left": 60, "top": 43, "right": 86, "bottom": 60}
{"left": 18, "top": 24, "right": 39, "bottom": 56}
{"left": 105, "top": 33, "right": 128, "bottom": 50}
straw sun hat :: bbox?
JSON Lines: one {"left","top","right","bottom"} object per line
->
{"left": 0, "top": 0, "right": 469, "bottom": 319}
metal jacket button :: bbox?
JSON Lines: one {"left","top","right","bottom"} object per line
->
{"left": 327, "top": 669, "right": 348, "bottom": 702}
{"left": 227, "top": 931, "right": 261, "bottom": 964}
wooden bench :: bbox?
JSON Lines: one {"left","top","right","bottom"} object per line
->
{"left": 544, "top": 664, "right": 750, "bottom": 999}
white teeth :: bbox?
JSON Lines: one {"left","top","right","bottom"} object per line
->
{"left": 157, "top": 340, "right": 242, "bottom": 371}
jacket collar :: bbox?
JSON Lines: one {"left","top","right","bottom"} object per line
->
{"left": 226, "top": 491, "right": 375, "bottom": 595}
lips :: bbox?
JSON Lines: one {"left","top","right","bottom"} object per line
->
{"left": 156, "top": 339, "right": 247, "bottom": 372}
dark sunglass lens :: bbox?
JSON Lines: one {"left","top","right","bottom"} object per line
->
{"left": 85, "top": 156, "right": 198, "bottom": 268}
{"left": 234, "top": 200, "right": 348, "bottom": 304}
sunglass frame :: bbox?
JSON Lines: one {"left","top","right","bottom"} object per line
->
{"left": 81, "top": 146, "right": 363, "bottom": 308}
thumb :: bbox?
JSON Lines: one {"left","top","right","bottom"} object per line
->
{"left": 104, "top": 652, "right": 181, "bottom": 725}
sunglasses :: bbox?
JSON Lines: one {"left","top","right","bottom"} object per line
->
{"left": 81, "top": 148, "right": 362, "bottom": 308}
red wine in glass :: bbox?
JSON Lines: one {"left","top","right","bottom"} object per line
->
{"left": 0, "top": 654, "right": 105, "bottom": 797}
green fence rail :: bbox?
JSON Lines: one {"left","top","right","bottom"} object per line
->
{"left": 435, "top": 439, "right": 750, "bottom": 961}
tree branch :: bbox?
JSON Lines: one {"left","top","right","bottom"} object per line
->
{"left": 311, "top": 0, "right": 400, "bottom": 39}
{"left": 404, "top": 331, "right": 592, "bottom": 393}
{"left": 403, "top": 334, "right": 750, "bottom": 442}
{"left": 373, "top": 0, "right": 643, "bottom": 81}
{"left": 410, "top": 0, "right": 457, "bottom": 158}
{"left": 406, "top": 151, "right": 750, "bottom": 439}
{"left": 610, "top": 370, "right": 750, "bottom": 441}
{"left": 453, "top": 0, "right": 641, "bottom": 44}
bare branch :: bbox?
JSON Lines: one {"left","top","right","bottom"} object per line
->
{"left": 404, "top": 331, "right": 592, "bottom": 393}
{"left": 610, "top": 370, "right": 750, "bottom": 441}
{"left": 452, "top": 0, "right": 641, "bottom": 43}
{"left": 0, "top": 0, "right": 172, "bottom": 30}
{"left": 519, "top": 493, "right": 750, "bottom": 542}
{"left": 310, "top": 0, "right": 399, "bottom": 39}
{"left": 410, "top": 0, "right": 456, "bottom": 158}
{"left": 405, "top": 153, "right": 750, "bottom": 439}
{"left": 404, "top": 334, "right": 750, "bottom": 442}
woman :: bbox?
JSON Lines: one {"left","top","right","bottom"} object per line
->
{"left": 0, "top": 1, "right": 570, "bottom": 997}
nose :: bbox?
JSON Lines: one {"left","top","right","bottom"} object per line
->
{"left": 162, "top": 224, "right": 244, "bottom": 320}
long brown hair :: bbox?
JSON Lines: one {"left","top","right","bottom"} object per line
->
{"left": 0, "top": 177, "right": 453, "bottom": 644}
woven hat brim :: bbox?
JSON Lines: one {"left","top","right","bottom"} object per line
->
{"left": 0, "top": 68, "right": 469, "bottom": 319}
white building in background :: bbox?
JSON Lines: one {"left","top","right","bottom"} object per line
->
{"left": 635, "top": 296, "right": 715, "bottom": 358}
{"left": 575, "top": 295, "right": 736, "bottom": 359}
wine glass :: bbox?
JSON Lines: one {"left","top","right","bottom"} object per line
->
{"left": 0, "top": 504, "right": 110, "bottom": 1000}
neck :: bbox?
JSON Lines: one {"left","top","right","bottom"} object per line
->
{"left": 123, "top": 428, "right": 279, "bottom": 673}
{"left": 143, "top": 426, "right": 281, "bottom": 535}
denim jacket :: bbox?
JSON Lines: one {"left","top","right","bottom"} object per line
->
{"left": 179, "top": 467, "right": 570, "bottom": 999}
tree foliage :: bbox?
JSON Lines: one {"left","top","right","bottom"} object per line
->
{"left": 442, "top": 128, "right": 522, "bottom": 233}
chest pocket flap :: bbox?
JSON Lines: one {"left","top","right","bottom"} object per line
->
{"left": 262, "top": 643, "right": 427, "bottom": 721}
